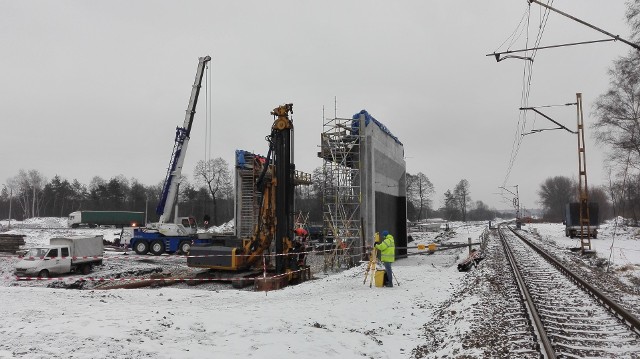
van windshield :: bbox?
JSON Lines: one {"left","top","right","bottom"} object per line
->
{"left": 25, "top": 248, "right": 48, "bottom": 259}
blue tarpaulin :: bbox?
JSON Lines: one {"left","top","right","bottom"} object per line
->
{"left": 236, "top": 149, "right": 266, "bottom": 169}
{"left": 351, "top": 110, "right": 402, "bottom": 145}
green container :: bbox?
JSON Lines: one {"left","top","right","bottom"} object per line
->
{"left": 68, "top": 211, "right": 145, "bottom": 228}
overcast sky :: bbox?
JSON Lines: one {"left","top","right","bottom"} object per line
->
{"left": 0, "top": 1, "right": 631, "bottom": 211}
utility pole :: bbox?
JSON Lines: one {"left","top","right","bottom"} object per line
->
{"left": 8, "top": 188, "right": 12, "bottom": 230}
{"left": 500, "top": 185, "right": 520, "bottom": 229}
{"left": 519, "top": 94, "right": 594, "bottom": 254}
{"left": 576, "top": 93, "right": 593, "bottom": 253}
{"left": 514, "top": 185, "right": 520, "bottom": 229}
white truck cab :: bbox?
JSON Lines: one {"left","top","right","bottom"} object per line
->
{"left": 15, "top": 246, "right": 73, "bottom": 278}
{"left": 67, "top": 211, "right": 81, "bottom": 228}
{"left": 145, "top": 216, "right": 198, "bottom": 236}
{"left": 14, "top": 236, "right": 104, "bottom": 278}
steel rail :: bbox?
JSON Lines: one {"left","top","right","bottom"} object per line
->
{"left": 508, "top": 226, "right": 640, "bottom": 336}
{"left": 498, "top": 226, "right": 556, "bottom": 358}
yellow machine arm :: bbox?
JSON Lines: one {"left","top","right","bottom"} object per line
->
{"left": 242, "top": 103, "right": 295, "bottom": 269}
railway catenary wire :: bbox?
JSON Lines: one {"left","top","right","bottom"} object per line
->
{"left": 498, "top": 225, "right": 640, "bottom": 358}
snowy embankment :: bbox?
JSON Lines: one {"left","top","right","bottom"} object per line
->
{"left": 3, "top": 218, "right": 637, "bottom": 358}
{"left": 0, "top": 221, "right": 486, "bottom": 359}
{"left": 527, "top": 218, "right": 640, "bottom": 283}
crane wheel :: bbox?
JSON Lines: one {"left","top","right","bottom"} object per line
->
{"left": 150, "top": 240, "right": 165, "bottom": 256}
{"left": 178, "top": 240, "right": 191, "bottom": 255}
{"left": 134, "top": 240, "right": 149, "bottom": 255}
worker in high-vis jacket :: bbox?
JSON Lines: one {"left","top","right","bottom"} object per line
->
{"left": 375, "top": 230, "right": 395, "bottom": 287}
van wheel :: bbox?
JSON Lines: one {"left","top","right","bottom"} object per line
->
{"left": 150, "top": 240, "right": 165, "bottom": 256}
{"left": 38, "top": 270, "right": 50, "bottom": 279}
{"left": 178, "top": 240, "right": 191, "bottom": 255}
{"left": 81, "top": 264, "right": 92, "bottom": 275}
{"left": 134, "top": 240, "right": 149, "bottom": 255}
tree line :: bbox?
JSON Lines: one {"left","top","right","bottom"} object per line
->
{"left": 0, "top": 163, "right": 504, "bottom": 227}
{"left": 537, "top": 176, "right": 613, "bottom": 222}
{"left": 0, "top": 159, "right": 235, "bottom": 226}
{"left": 10, "top": 164, "right": 621, "bottom": 226}
{"left": 405, "top": 175, "right": 502, "bottom": 222}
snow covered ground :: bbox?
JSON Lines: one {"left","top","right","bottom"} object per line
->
{"left": 524, "top": 218, "right": 640, "bottom": 283}
{"left": 0, "top": 218, "right": 638, "bottom": 358}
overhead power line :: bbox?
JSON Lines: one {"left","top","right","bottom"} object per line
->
{"left": 487, "top": 39, "right": 616, "bottom": 62}
{"left": 528, "top": 0, "right": 640, "bottom": 51}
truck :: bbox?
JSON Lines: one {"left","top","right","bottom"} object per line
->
{"left": 564, "top": 202, "right": 599, "bottom": 238}
{"left": 14, "top": 235, "right": 104, "bottom": 278}
{"left": 129, "top": 55, "right": 213, "bottom": 255}
{"left": 129, "top": 217, "right": 207, "bottom": 255}
{"left": 68, "top": 211, "right": 145, "bottom": 228}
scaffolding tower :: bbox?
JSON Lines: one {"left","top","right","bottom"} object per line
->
{"left": 319, "top": 116, "right": 363, "bottom": 270}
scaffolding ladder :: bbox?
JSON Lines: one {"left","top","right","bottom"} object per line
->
{"left": 319, "top": 116, "right": 363, "bottom": 270}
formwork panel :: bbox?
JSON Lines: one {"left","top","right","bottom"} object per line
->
{"left": 358, "top": 111, "right": 407, "bottom": 257}
{"left": 320, "top": 110, "right": 407, "bottom": 265}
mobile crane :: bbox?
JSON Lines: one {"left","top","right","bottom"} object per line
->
{"left": 129, "top": 55, "right": 212, "bottom": 255}
{"left": 188, "top": 104, "right": 309, "bottom": 281}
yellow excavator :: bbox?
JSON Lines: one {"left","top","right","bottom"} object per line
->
{"left": 187, "top": 104, "right": 309, "bottom": 280}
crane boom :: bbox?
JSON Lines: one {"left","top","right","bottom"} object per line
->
{"left": 156, "top": 55, "right": 211, "bottom": 223}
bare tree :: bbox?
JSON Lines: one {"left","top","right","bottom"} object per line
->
{"left": 593, "top": 55, "right": 640, "bottom": 172}
{"left": 6, "top": 169, "right": 47, "bottom": 219}
{"left": 607, "top": 170, "right": 640, "bottom": 224}
{"left": 194, "top": 157, "right": 232, "bottom": 225}
{"left": 407, "top": 172, "right": 434, "bottom": 220}
{"left": 593, "top": 1, "right": 640, "bottom": 225}
{"left": 589, "top": 185, "right": 613, "bottom": 221}
{"left": 467, "top": 200, "right": 500, "bottom": 221}
{"left": 537, "top": 176, "right": 575, "bottom": 221}
{"left": 441, "top": 189, "right": 460, "bottom": 221}
{"left": 454, "top": 179, "right": 471, "bottom": 222}
{"left": 626, "top": 0, "right": 640, "bottom": 42}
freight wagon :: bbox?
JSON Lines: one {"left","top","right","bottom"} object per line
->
{"left": 68, "top": 211, "right": 145, "bottom": 228}
{"left": 564, "top": 202, "right": 599, "bottom": 239}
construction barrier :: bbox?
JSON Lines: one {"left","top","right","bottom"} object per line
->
{"left": 3, "top": 247, "right": 336, "bottom": 261}
{"left": 7, "top": 267, "right": 309, "bottom": 283}
{"left": 3, "top": 241, "right": 482, "bottom": 262}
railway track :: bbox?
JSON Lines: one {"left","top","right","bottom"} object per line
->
{"left": 499, "top": 225, "right": 640, "bottom": 358}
